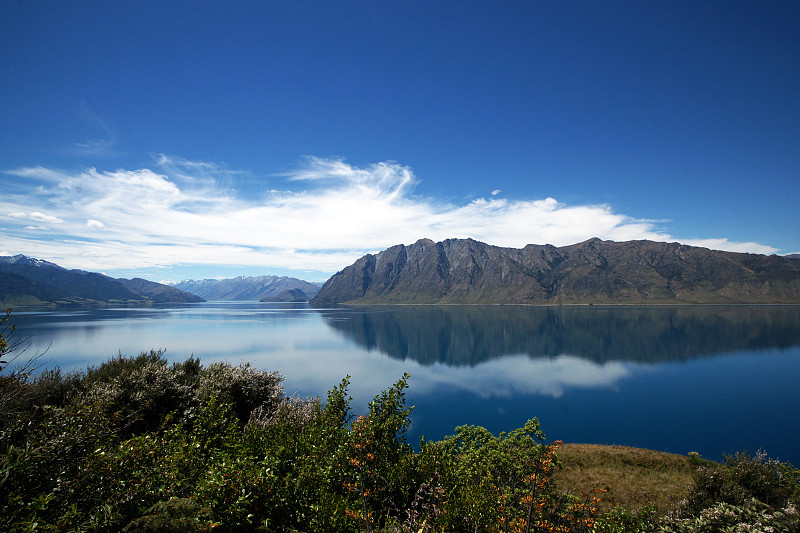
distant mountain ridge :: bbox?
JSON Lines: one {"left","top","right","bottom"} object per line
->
{"left": 170, "top": 276, "right": 320, "bottom": 301}
{"left": 261, "top": 288, "right": 312, "bottom": 302}
{"left": 310, "top": 238, "right": 800, "bottom": 305}
{"left": 0, "top": 255, "right": 204, "bottom": 306}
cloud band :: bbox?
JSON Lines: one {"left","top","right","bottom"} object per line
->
{"left": 1, "top": 156, "right": 779, "bottom": 276}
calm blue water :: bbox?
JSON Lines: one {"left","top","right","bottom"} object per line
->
{"left": 9, "top": 302, "right": 800, "bottom": 464}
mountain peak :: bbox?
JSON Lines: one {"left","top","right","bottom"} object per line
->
{"left": 0, "top": 254, "right": 64, "bottom": 269}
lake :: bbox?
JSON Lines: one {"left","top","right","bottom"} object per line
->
{"left": 9, "top": 302, "right": 800, "bottom": 464}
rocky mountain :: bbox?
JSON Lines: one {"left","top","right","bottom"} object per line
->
{"left": 0, "top": 255, "right": 204, "bottom": 306}
{"left": 260, "top": 288, "right": 311, "bottom": 302}
{"left": 310, "top": 238, "right": 800, "bottom": 305}
{"left": 171, "top": 276, "right": 320, "bottom": 301}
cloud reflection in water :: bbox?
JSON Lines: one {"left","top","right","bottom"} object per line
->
{"left": 413, "top": 354, "right": 632, "bottom": 399}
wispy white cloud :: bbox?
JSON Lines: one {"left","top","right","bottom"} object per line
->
{"left": 29, "top": 212, "right": 64, "bottom": 224}
{"left": 0, "top": 156, "right": 780, "bottom": 277}
{"left": 67, "top": 101, "right": 120, "bottom": 157}
{"left": 6, "top": 211, "right": 63, "bottom": 224}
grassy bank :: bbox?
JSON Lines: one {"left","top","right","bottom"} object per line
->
{"left": 554, "top": 443, "right": 697, "bottom": 514}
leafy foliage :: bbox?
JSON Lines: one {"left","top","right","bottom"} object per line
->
{"left": 647, "top": 450, "right": 800, "bottom": 532}
{"left": 0, "top": 308, "right": 46, "bottom": 428}
{"left": 197, "top": 361, "right": 283, "bottom": 426}
{"left": 681, "top": 449, "right": 798, "bottom": 516}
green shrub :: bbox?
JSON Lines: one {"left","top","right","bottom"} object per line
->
{"left": 75, "top": 350, "right": 198, "bottom": 436}
{"left": 31, "top": 368, "right": 81, "bottom": 408}
{"left": 594, "top": 505, "right": 658, "bottom": 533}
{"left": 194, "top": 441, "right": 274, "bottom": 532}
{"left": 0, "top": 309, "right": 47, "bottom": 429}
{"left": 339, "top": 374, "right": 415, "bottom": 532}
{"left": 659, "top": 498, "right": 800, "bottom": 532}
{"left": 230, "top": 378, "right": 349, "bottom": 532}
{"left": 121, "top": 499, "right": 212, "bottom": 533}
{"left": 81, "top": 350, "right": 169, "bottom": 387}
{"left": 780, "top": 461, "right": 800, "bottom": 502}
{"left": 726, "top": 450, "right": 797, "bottom": 508}
{"left": 419, "top": 418, "right": 550, "bottom": 532}
{"left": 196, "top": 361, "right": 283, "bottom": 425}
{"left": 683, "top": 464, "right": 746, "bottom": 515}
{"left": 683, "top": 449, "right": 799, "bottom": 518}
{"left": 0, "top": 402, "right": 122, "bottom": 531}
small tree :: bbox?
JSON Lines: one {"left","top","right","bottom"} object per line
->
{"left": 1, "top": 308, "right": 26, "bottom": 370}
{"left": 0, "top": 309, "right": 47, "bottom": 427}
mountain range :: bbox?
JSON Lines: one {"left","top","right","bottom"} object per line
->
{"left": 5, "top": 238, "right": 799, "bottom": 307}
{"left": 0, "top": 255, "right": 204, "bottom": 306}
{"left": 310, "top": 238, "right": 800, "bottom": 305}
{"left": 169, "top": 276, "right": 320, "bottom": 301}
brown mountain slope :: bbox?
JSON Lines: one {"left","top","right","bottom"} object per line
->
{"left": 310, "top": 238, "right": 800, "bottom": 305}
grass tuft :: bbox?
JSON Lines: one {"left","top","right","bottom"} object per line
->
{"left": 553, "top": 443, "right": 696, "bottom": 514}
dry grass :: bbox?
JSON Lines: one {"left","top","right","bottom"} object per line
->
{"left": 553, "top": 443, "right": 698, "bottom": 515}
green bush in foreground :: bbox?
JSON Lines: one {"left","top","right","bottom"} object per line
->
{"left": 653, "top": 450, "right": 800, "bottom": 532}
{"left": 0, "top": 329, "right": 798, "bottom": 532}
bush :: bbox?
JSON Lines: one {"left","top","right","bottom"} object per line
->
{"left": 0, "top": 309, "right": 47, "bottom": 428}
{"left": 726, "top": 450, "right": 797, "bottom": 508}
{"left": 438, "top": 418, "right": 548, "bottom": 528}
{"left": 659, "top": 498, "right": 800, "bottom": 532}
{"left": 338, "top": 374, "right": 415, "bottom": 532}
{"left": 121, "top": 499, "right": 212, "bottom": 533}
{"left": 0, "top": 402, "right": 123, "bottom": 531}
{"left": 75, "top": 350, "right": 199, "bottom": 436}
{"left": 683, "top": 464, "right": 746, "bottom": 515}
{"left": 663, "top": 449, "right": 800, "bottom": 532}
{"left": 683, "top": 449, "right": 799, "bottom": 517}
{"left": 196, "top": 361, "right": 283, "bottom": 425}
{"left": 593, "top": 505, "right": 658, "bottom": 533}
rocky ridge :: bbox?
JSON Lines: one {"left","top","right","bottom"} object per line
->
{"left": 310, "top": 238, "right": 800, "bottom": 305}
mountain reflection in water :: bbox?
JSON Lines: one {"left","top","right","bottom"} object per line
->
{"left": 317, "top": 305, "right": 800, "bottom": 366}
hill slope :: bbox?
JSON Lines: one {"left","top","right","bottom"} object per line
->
{"left": 115, "top": 277, "right": 207, "bottom": 303}
{"left": 260, "top": 288, "right": 312, "bottom": 302}
{"left": 310, "top": 238, "right": 800, "bottom": 305}
{"left": 0, "top": 255, "right": 204, "bottom": 306}
{"left": 0, "top": 270, "right": 70, "bottom": 306}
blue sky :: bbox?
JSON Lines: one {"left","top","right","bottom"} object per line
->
{"left": 1, "top": 1, "right": 798, "bottom": 282}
